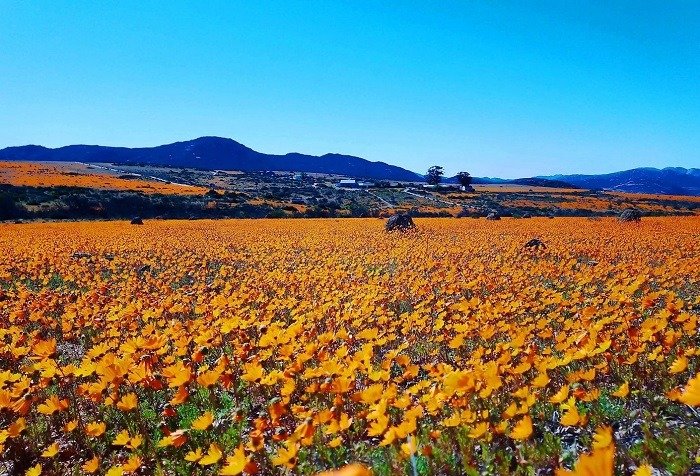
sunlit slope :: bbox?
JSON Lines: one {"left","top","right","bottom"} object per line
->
{"left": 0, "top": 161, "right": 206, "bottom": 195}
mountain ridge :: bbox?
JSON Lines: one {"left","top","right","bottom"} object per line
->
{"left": 0, "top": 136, "right": 424, "bottom": 182}
{"left": 541, "top": 167, "right": 700, "bottom": 196}
{"left": 2, "top": 137, "right": 700, "bottom": 195}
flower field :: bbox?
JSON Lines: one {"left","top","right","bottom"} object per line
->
{"left": 0, "top": 162, "right": 207, "bottom": 195}
{"left": 1, "top": 217, "right": 699, "bottom": 475}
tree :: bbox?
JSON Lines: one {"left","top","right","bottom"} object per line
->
{"left": 457, "top": 171, "right": 472, "bottom": 188}
{"left": 426, "top": 166, "right": 444, "bottom": 186}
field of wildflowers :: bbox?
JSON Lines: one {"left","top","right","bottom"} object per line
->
{"left": 0, "top": 162, "right": 206, "bottom": 195}
{"left": 1, "top": 217, "right": 699, "bottom": 475}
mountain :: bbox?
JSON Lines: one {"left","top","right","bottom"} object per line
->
{"left": 446, "top": 175, "right": 576, "bottom": 188}
{"left": 469, "top": 177, "right": 508, "bottom": 185}
{"left": 2, "top": 138, "right": 699, "bottom": 195}
{"left": 0, "top": 136, "right": 424, "bottom": 182}
{"left": 542, "top": 167, "right": 700, "bottom": 196}
{"left": 508, "top": 178, "right": 580, "bottom": 188}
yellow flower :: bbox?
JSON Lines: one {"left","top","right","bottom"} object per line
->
{"left": 25, "top": 464, "right": 41, "bottom": 476}
{"left": 315, "top": 464, "right": 372, "bottom": 476}
{"left": 85, "top": 422, "right": 106, "bottom": 437}
{"left": 82, "top": 457, "right": 100, "bottom": 474}
{"left": 199, "top": 443, "right": 223, "bottom": 466}
{"left": 611, "top": 382, "right": 629, "bottom": 398}
{"left": 560, "top": 406, "right": 581, "bottom": 427}
{"left": 116, "top": 392, "right": 138, "bottom": 411}
{"left": 510, "top": 415, "right": 533, "bottom": 440}
{"left": 219, "top": 445, "right": 248, "bottom": 475}
{"left": 40, "top": 442, "right": 59, "bottom": 458}
{"left": 679, "top": 373, "right": 700, "bottom": 406}
{"left": 669, "top": 356, "right": 688, "bottom": 374}
{"left": 592, "top": 426, "right": 613, "bottom": 449}
{"left": 556, "top": 445, "right": 615, "bottom": 476}
{"left": 550, "top": 385, "right": 569, "bottom": 404}
{"left": 633, "top": 464, "right": 653, "bottom": 476}
{"left": 191, "top": 411, "right": 214, "bottom": 431}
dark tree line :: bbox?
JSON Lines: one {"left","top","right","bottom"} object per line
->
{"left": 425, "top": 166, "right": 472, "bottom": 187}
{"left": 0, "top": 185, "right": 379, "bottom": 221}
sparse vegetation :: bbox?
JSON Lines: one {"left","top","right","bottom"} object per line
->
{"left": 2, "top": 162, "right": 699, "bottom": 222}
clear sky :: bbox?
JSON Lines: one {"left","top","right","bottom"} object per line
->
{"left": 1, "top": 1, "right": 699, "bottom": 177}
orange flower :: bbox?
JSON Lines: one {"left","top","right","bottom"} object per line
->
{"left": 191, "top": 411, "right": 214, "bottom": 431}
{"left": 82, "top": 457, "right": 100, "bottom": 474}
{"left": 3, "top": 215, "right": 700, "bottom": 472}
{"left": 41, "top": 442, "right": 60, "bottom": 458}
{"left": 25, "top": 464, "right": 41, "bottom": 476}
{"left": 86, "top": 422, "right": 106, "bottom": 437}
{"left": 555, "top": 445, "right": 614, "bottom": 476}
{"left": 219, "top": 444, "right": 248, "bottom": 475}
{"left": 592, "top": 426, "right": 613, "bottom": 449}
{"left": 198, "top": 443, "right": 223, "bottom": 466}
{"left": 669, "top": 356, "right": 688, "bottom": 374}
{"left": 316, "top": 463, "right": 372, "bottom": 476}
{"left": 510, "top": 415, "right": 533, "bottom": 440}
{"left": 611, "top": 382, "right": 629, "bottom": 398}
{"left": 679, "top": 373, "right": 700, "bottom": 406}
{"left": 37, "top": 395, "right": 69, "bottom": 415}
{"left": 116, "top": 393, "right": 138, "bottom": 411}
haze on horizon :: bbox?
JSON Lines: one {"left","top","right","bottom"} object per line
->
{"left": 1, "top": 1, "right": 699, "bottom": 178}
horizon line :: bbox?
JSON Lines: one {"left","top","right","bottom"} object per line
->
{"left": 0, "top": 135, "right": 697, "bottom": 179}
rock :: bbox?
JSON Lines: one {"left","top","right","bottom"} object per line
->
{"left": 71, "top": 252, "right": 92, "bottom": 259}
{"left": 486, "top": 212, "right": 501, "bottom": 220}
{"left": 524, "top": 238, "right": 546, "bottom": 250}
{"left": 619, "top": 208, "right": 642, "bottom": 222}
{"left": 130, "top": 216, "right": 144, "bottom": 225}
{"left": 385, "top": 214, "right": 415, "bottom": 231}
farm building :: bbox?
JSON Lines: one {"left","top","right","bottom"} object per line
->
{"left": 338, "top": 179, "right": 375, "bottom": 188}
{"left": 337, "top": 179, "right": 360, "bottom": 188}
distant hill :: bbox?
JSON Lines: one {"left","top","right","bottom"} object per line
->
{"left": 2, "top": 138, "right": 699, "bottom": 196}
{"left": 542, "top": 167, "right": 700, "bottom": 196}
{"left": 446, "top": 175, "right": 577, "bottom": 189}
{"left": 469, "top": 177, "right": 508, "bottom": 185}
{"left": 0, "top": 136, "right": 424, "bottom": 182}
{"left": 509, "top": 177, "right": 580, "bottom": 188}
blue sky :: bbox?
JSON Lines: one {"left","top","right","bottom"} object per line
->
{"left": 1, "top": 1, "right": 699, "bottom": 177}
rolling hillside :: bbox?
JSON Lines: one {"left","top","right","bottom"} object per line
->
{"left": 3, "top": 138, "right": 700, "bottom": 195}
{"left": 0, "top": 137, "right": 424, "bottom": 182}
{"left": 543, "top": 167, "right": 700, "bottom": 196}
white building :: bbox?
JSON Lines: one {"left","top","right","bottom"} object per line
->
{"left": 338, "top": 179, "right": 359, "bottom": 188}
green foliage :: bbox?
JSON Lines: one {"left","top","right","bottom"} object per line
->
{"left": 425, "top": 166, "right": 444, "bottom": 186}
